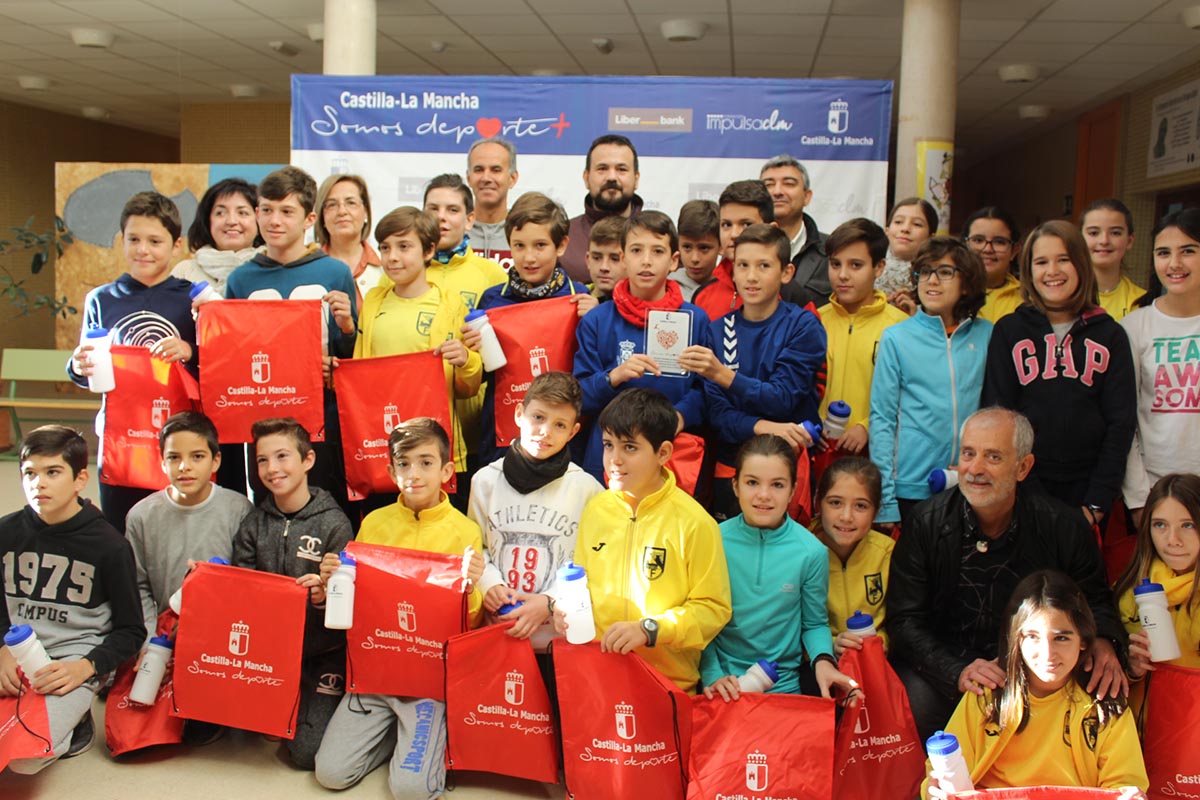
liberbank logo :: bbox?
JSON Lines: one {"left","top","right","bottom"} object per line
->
{"left": 608, "top": 107, "right": 692, "bottom": 132}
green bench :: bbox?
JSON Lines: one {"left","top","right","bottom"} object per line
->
{"left": 0, "top": 348, "right": 100, "bottom": 455}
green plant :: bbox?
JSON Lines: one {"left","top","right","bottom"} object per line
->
{"left": 0, "top": 215, "right": 77, "bottom": 319}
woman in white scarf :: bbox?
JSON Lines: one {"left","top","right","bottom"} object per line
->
{"left": 171, "top": 177, "right": 262, "bottom": 295}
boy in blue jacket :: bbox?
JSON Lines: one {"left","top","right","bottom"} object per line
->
{"left": 574, "top": 211, "right": 711, "bottom": 482}
{"left": 680, "top": 224, "right": 826, "bottom": 520}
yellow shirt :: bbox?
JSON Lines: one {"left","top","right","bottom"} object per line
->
{"left": 357, "top": 492, "right": 484, "bottom": 627}
{"left": 1098, "top": 274, "right": 1147, "bottom": 322}
{"left": 817, "top": 291, "right": 908, "bottom": 431}
{"left": 367, "top": 286, "right": 444, "bottom": 357}
{"left": 978, "top": 274, "right": 1023, "bottom": 323}
{"left": 574, "top": 469, "right": 732, "bottom": 693}
{"left": 816, "top": 527, "right": 893, "bottom": 648}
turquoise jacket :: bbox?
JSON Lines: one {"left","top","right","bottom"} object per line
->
{"left": 868, "top": 310, "right": 993, "bottom": 523}
{"left": 699, "top": 514, "right": 832, "bottom": 694}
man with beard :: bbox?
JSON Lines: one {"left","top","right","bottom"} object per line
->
{"left": 885, "top": 407, "right": 1127, "bottom": 740}
{"left": 561, "top": 135, "right": 643, "bottom": 283}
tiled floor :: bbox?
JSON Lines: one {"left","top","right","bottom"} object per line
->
{"left": 0, "top": 461, "right": 566, "bottom": 799}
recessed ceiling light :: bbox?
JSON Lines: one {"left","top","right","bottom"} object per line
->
{"left": 307, "top": 23, "right": 324, "bottom": 43}
{"left": 998, "top": 64, "right": 1039, "bottom": 84}
{"left": 431, "top": 40, "right": 447, "bottom": 53}
{"left": 661, "top": 19, "right": 707, "bottom": 43}
{"left": 71, "top": 28, "right": 115, "bottom": 49}
{"left": 1182, "top": 5, "right": 1200, "bottom": 29}
{"left": 18, "top": 75, "right": 51, "bottom": 91}
{"left": 592, "top": 37, "right": 614, "bottom": 54}
{"left": 81, "top": 106, "right": 109, "bottom": 120}
{"left": 1018, "top": 104, "right": 1050, "bottom": 120}
{"left": 269, "top": 40, "right": 299, "bottom": 56}
{"left": 231, "top": 84, "right": 260, "bottom": 98}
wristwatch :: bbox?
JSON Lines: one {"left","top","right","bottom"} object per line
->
{"left": 640, "top": 618, "right": 659, "bottom": 647}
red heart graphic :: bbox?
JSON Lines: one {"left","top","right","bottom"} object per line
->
{"left": 656, "top": 330, "right": 679, "bottom": 350}
{"left": 476, "top": 117, "right": 502, "bottom": 138}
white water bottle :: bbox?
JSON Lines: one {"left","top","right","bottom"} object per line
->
{"left": 4, "top": 624, "right": 52, "bottom": 680}
{"left": 926, "top": 730, "right": 974, "bottom": 795}
{"left": 189, "top": 280, "right": 221, "bottom": 305}
{"left": 1133, "top": 578, "right": 1182, "bottom": 661}
{"left": 324, "top": 551, "right": 357, "bottom": 630}
{"left": 824, "top": 401, "right": 851, "bottom": 442}
{"left": 928, "top": 469, "right": 959, "bottom": 493}
{"left": 737, "top": 659, "right": 779, "bottom": 692}
{"left": 129, "top": 635, "right": 173, "bottom": 705}
{"left": 556, "top": 562, "right": 596, "bottom": 645}
{"left": 464, "top": 309, "right": 508, "bottom": 371}
{"left": 169, "top": 557, "right": 230, "bottom": 614}
{"left": 84, "top": 328, "right": 116, "bottom": 393}
{"left": 846, "top": 610, "right": 877, "bottom": 638}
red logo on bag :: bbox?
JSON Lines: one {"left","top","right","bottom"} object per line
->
{"left": 615, "top": 701, "right": 636, "bottom": 740}
{"left": 746, "top": 750, "right": 768, "bottom": 791}
{"left": 383, "top": 403, "right": 401, "bottom": 434}
{"left": 227, "top": 621, "right": 250, "bottom": 656}
{"left": 251, "top": 352, "right": 271, "bottom": 384}
{"left": 504, "top": 670, "right": 525, "bottom": 706}
{"left": 397, "top": 601, "right": 417, "bottom": 633}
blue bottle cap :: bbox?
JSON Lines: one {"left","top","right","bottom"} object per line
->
{"left": 847, "top": 610, "right": 875, "bottom": 633}
{"left": 188, "top": 281, "right": 211, "bottom": 300}
{"left": 755, "top": 659, "right": 779, "bottom": 682}
{"left": 208, "top": 557, "right": 230, "bottom": 565}
{"left": 1134, "top": 577, "right": 1165, "bottom": 595}
{"left": 497, "top": 601, "right": 525, "bottom": 616}
{"left": 828, "top": 400, "right": 851, "bottom": 420}
{"left": 801, "top": 420, "right": 822, "bottom": 443}
{"left": 3, "top": 624, "right": 34, "bottom": 647}
{"left": 928, "top": 469, "right": 949, "bottom": 493}
{"left": 149, "top": 634, "right": 174, "bottom": 650}
{"left": 465, "top": 309, "right": 488, "bottom": 322}
{"left": 84, "top": 327, "right": 110, "bottom": 339}
{"left": 558, "top": 561, "right": 586, "bottom": 581}
{"left": 339, "top": 551, "right": 357, "bottom": 567}
{"left": 926, "top": 730, "right": 961, "bottom": 757}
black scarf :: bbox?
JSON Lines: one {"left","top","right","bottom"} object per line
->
{"left": 505, "top": 266, "right": 568, "bottom": 300}
{"left": 502, "top": 439, "right": 571, "bottom": 494}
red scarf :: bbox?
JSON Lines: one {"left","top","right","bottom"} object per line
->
{"left": 611, "top": 278, "right": 684, "bottom": 327}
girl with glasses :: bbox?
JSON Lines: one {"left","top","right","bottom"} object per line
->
{"left": 963, "top": 206, "right": 1022, "bottom": 323}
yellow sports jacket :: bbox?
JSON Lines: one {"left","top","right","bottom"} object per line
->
{"left": 574, "top": 468, "right": 732, "bottom": 693}
{"left": 817, "top": 290, "right": 908, "bottom": 431}
{"left": 357, "top": 492, "right": 485, "bottom": 627}
{"left": 354, "top": 285, "right": 482, "bottom": 473}
{"left": 816, "top": 527, "right": 893, "bottom": 648}
{"left": 1098, "top": 274, "right": 1147, "bottom": 322}
{"left": 978, "top": 274, "right": 1023, "bottom": 323}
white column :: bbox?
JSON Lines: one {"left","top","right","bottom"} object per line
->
{"left": 895, "top": 0, "right": 959, "bottom": 220}
{"left": 323, "top": 0, "right": 376, "bottom": 75}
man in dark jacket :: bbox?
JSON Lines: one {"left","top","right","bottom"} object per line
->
{"left": 760, "top": 154, "right": 830, "bottom": 308}
{"left": 886, "top": 407, "right": 1127, "bottom": 740}
{"left": 561, "top": 134, "right": 643, "bottom": 283}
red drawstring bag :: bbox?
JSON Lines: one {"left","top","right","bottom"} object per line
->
{"left": 334, "top": 350, "right": 454, "bottom": 497}
{"left": 104, "top": 609, "right": 185, "bottom": 755}
{"left": 487, "top": 296, "right": 579, "bottom": 447}
{"left": 953, "top": 791, "right": 1123, "bottom": 799}
{"left": 0, "top": 689, "right": 52, "bottom": 770}
{"left": 687, "top": 693, "right": 836, "bottom": 800}
{"left": 171, "top": 562, "right": 307, "bottom": 738}
{"left": 666, "top": 433, "right": 705, "bottom": 497}
{"left": 788, "top": 448, "right": 813, "bottom": 525}
{"left": 196, "top": 299, "right": 325, "bottom": 443}
{"left": 1143, "top": 663, "right": 1200, "bottom": 799}
{"left": 444, "top": 623, "right": 558, "bottom": 784}
{"left": 554, "top": 642, "right": 691, "bottom": 800}
{"left": 834, "top": 636, "right": 926, "bottom": 800}
{"left": 100, "top": 345, "right": 200, "bottom": 489}
{"left": 345, "top": 541, "right": 468, "bottom": 701}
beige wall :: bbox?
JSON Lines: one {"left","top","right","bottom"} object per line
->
{"left": 180, "top": 102, "right": 290, "bottom": 164}
{"left": 0, "top": 100, "right": 178, "bottom": 351}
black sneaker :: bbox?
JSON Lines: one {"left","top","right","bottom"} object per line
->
{"left": 182, "top": 720, "right": 226, "bottom": 747}
{"left": 63, "top": 711, "right": 94, "bottom": 759}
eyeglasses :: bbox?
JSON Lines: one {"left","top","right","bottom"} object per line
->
{"left": 965, "top": 235, "right": 1013, "bottom": 251}
{"left": 323, "top": 198, "right": 363, "bottom": 212}
{"left": 913, "top": 265, "right": 961, "bottom": 282}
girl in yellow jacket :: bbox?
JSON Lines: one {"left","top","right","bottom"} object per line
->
{"left": 925, "top": 570, "right": 1147, "bottom": 799}
{"left": 1114, "top": 473, "right": 1200, "bottom": 683}
{"left": 353, "top": 207, "right": 482, "bottom": 475}
{"left": 810, "top": 456, "right": 894, "bottom": 653}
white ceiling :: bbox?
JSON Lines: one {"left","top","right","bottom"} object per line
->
{"left": 0, "top": 0, "right": 1198, "bottom": 161}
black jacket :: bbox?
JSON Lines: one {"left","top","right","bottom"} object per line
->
{"left": 982, "top": 305, "right": 1136, "bottom": 509}
{"left": 886, "top": 486, "right": 1125, "bottom": 698}
{"left": 780, "top": 212, "right": 830, "bottom": 309}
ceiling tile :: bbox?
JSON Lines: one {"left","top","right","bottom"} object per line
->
{"left": 810, "top": 54, "right": 898, "bottom": 75}
{"left": 138, "top": 0, "right": 264, "bottom": 19}
{"left": 737, "top": 52, "right": 811, "bottom": 70}
{"left": 376, "top": 15, "right": 462, "bottom": 37}
{"left": 1144, "top": 0, "right": 1200, "bottom": 23}
{"left": 1012, "top": 20, "right": 1127, "bottom": 43}
{"left": 374, "top": 0, "right": 440, "bottom": 13}
{"left": 541, "top": 14, "right": 640, "bottom": 35}
{"left": 430, "top": 0, "right": 530, "bottom": 13}
{"left": 733, "top": 34, "right": 818, "bottom": 54}
{"left": 732, "top": 14, "right": 826, "bottom": 37}
{"left": 193, "top": 17, "right": 304, "bottom": 38}
{"left": 1039, "top": 0, "right": 1161, "bottom": 22}
{"left": 455, "top": 14, "right": 550, "bottom": 35}
{"left": 225, "top": 0, "right": 322, "bottom": 15}
{"left": 818, "top": 36, "right": 901, "bottom": 57}
{"left": 959, "top": 19, "right": 1024, "bottom": 41}
{"left": 732, "top": 0, "right": 831, "bottom": 11}
{"left": 1110, "top": 22, "right": 1200, "bottom": 45}
{"left": 627, "top": 0, "right": 729, "bottom": 11}
{"left": 477, "top": 35, "right": 568, "bottom": 53}
{"left": 960, "top": 0, "right": 1054, "bottom": 21}
{"left": 526, "top": 0, "right": 629, "bottom": 11}
{"left": 1, "top": 1, "right": 97, "bottom": 24}
{"left": 989, "top": 40, "right": 1095, "bottom": 62}
{"left": 54, "top": 1, "right": 177, "bottom": 21}
{"left": 0, "top": 23, "right": 65, "bottom": 44}
{"left": 1076, "top": 42, "right": 1190, "bottom": 64}
{"left": 830, "top": 0, "right": 902, "bottom": 15}
{"left": 823, "top": 15, "right": 901, "bottom": 38}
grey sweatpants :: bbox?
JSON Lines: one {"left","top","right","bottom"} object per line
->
{"left": 7, "top": 681, "right": 97, "bottom": 775}
{"left": 314, "top": 693, "right": 445, "bottom": 799}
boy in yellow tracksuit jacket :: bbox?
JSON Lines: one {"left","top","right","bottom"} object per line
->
{"left": 314, "top": 417, "right": 484, "bottom": 798}
{"left": 571, "top": 388, "right": 732, "bottom": 694}
{"left": 818, "top": 220, "right": 908, "bottom": 455}
{"left": 355, "top": 206, "right": 482, "bottom": 475}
